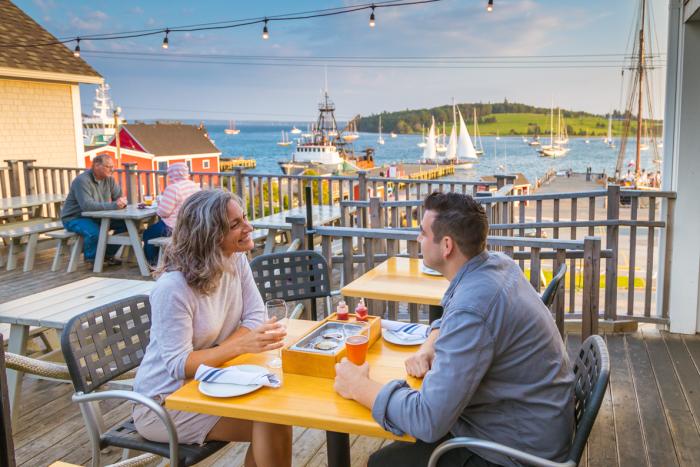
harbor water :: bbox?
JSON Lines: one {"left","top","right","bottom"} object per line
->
{"left": 209, "top": 122, "right": 663, "bottom": 183}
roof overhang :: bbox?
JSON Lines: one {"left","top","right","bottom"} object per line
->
{"left": 0, "top": 66, "right": 103, "bottom": 84}
{"left": 686, "top": 0, "right": 700, "bottom": 22}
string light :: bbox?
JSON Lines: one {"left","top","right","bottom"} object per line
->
{"left": 487, "top": 0, "right": 493, "bottom": 12}
{"left": 369, "top": 5, "right": 376, "bottom": 28}
{"left": 262, "top": 19, "right": 269, "bottom": 40}
{"left": 73, "top": 38, "right": 80, "bottom": 57}
{"left": 162, "top": 28, "right": 169, "bottom": 49}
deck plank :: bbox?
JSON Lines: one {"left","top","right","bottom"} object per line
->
{"left": 664, "top": 333, "right": 700, "bottom": 429}
{"left": 626, "top": 332, "right": 679, "bottom": 466}
{"left": 566, "top": 334, "right": 588, "bottom": 467}
{"left": 585, "top": 334, "right": 618, "bottom": 467}
{"left": 606, "top": 334, "right": 646, "bottom": 467}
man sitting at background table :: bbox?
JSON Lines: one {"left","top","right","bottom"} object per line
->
{"left": 61, "top": 154, "right": 127, "bottom": 267}
{"left": 334, "top": 191, "right": 574, "bottom": 467}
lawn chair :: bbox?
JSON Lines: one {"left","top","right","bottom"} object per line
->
{"left": 541, "top": 263, "right": 567, "bottom": 309}
{"left": 428, "top": 334, "right": 610, "bottom": 467}
{"left": 250, "top": 250, "right": 333, "bottom": 321}
{"left": 60, "top": 295, "right": 226, "bottom": 467}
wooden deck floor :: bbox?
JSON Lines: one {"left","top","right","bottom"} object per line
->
{"left": 3, "top": 251, "right": 700, "bottom": 466}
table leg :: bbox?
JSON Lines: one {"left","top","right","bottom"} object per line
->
{"left": 429, "top": 305, "right": 443, "bottom": 324}
{"left": 125, "top": 219, "right": 150, "bottom": 276}
{"left": 93, "top": 218, "right": 110, "bottom": 273}
{"left": 326, "top": 431, "right": 351, "bottom": 467}
{"left": 263, "top": 229, "right": 277, "bottom": 254}
{"left": 7, "top": 324, "right": 29, "bottom": 427}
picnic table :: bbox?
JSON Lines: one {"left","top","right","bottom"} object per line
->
{"left": 0, "top": 277, "right": 154, "bottom": 424}
{"left": 0, "top": 193, "right": 65, "bottom": 217}
{"left": 341, "top": 257, "right": 449, "bottom": 322}
{"left": 166, "top": 318, "right": 420, "bottom": 467}
{"left": 82, "top": 205, "right": 158, "bottom": 276}
{"left": 250, "top": 205, "right": 345, "bottom": 253}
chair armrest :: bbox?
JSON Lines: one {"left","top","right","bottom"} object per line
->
{"left": 427, "top": 437, "right": 575, "bottom": 467}
{"left": 290, "top": 303, "right": 304, "bottom": 320}
{"left": 5, "top": 352, "right": 136, "bottom": 381}
{"left": 107, "top": 453, "right": 161, "bottom": 467}
{"left": 72, "top": 389, "right": 180, "bottom": 467}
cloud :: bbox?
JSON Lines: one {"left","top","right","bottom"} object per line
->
{"left": 70, "top": 10, "right": 109, "bottom": 32}
{"left": 129, "top": 7, "right": 144, "bottom": 15}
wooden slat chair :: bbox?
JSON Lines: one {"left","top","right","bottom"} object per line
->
{"left": 46, "top": 229, "right": 83, "bottom": 273}
{"left": 250, "top": 250, "right": 333, "bottom": 321}
{"left": 60, "top": 295, "right": 226, "bottom": 467}
{"left": 428, "top": 335, "right": 610, "bottom": 467}
{"left": 541, "top": 263, "right": 568, "bottom": 309}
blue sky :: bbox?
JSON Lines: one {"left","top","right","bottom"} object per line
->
{"left": 17, "top": 0, "right": 668, "bottom": 121}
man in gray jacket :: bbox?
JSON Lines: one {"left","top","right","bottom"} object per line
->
{"left": 61, "top": 155, "right": 128, "bottom": 266}
{"left": 334, "top": 192, "right": 574, "bottom": 467}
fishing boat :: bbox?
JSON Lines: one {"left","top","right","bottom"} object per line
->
{"left": 390, "top": 132, "right": 397, "bottom": 138}
{"left": 343, "top": 120, "right": 360, "bottom": 142}
{"left": 277, "top": 131, "right": 292, "bottom": 147}
{"left": 290, "top": 126, "right": 302, "bottom": 135}
{"left": 82, "top": 83, "right": 125, "bottom": 146}
{"left": 377, "top": 116, "right": 385, "bottom": 145}
{"left": 224, "top": 120, "right": 240, "bottom": 135}
{"left": 473, "top": 108, "right": 485, "bottom": 155}
{"left": 278, "top": 90, "right": 374, "bottom": 175}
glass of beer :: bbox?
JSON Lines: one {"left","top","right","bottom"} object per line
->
{"left": 143, "top": 195, "right": 154, "bottom": 206}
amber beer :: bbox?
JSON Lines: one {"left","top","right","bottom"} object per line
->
{"left": 345, "top": 335, "right": 369, "bottom": 365}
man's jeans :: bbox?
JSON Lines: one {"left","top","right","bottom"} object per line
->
{"left": 63, "top": 217, "right": 127, "bottom": 261}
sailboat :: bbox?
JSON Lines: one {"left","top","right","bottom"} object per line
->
{"left": 377, "top": 116, "right": 385, "bottom": 145}
{"left": 539, "top": 104, "right": 569, "bottom": 157}
{"left": 417, "top": 124, "right": 427, "bottom": 148}
{"left": 436, "top": 122, "right": 448, "bottom": 153}
{"left": 224, "top": 120, "right": 240, "bottom": 135}
{"left": 585, "top": 129, "right": 590, "bottom": 144}
{"left": 290, "top": 125, "right": 302, "bottom": 135}
{"left": 606, "top": 114, "right": 615, "bottom": 149}
{"left": 277, "top": 131, "right": 292, "bottom": 147}
{"left": 390, "top": 131, "right": 397, "bottom": 138}
{"left": 495, "top": 129, "right": 500, "bottom": 141}
{"left": 553, "top": 110, "right": 569, "bottom": 145}
{"left": 421, "top": 118, "right": 438, "bottom": 164}
{"left": 301, "top": 123, "right": 313, "bottom": 138}
{"left": 342, "top": 121, "right": 360, "bottom": 142}
{"left": 454, "top": 108, "right": 478, "bottom": 168}
{"left": 473, "top": 108, "right": 484, "bottom": 155}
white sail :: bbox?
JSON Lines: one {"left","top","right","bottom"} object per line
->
{"left": 377, "top": 116, "right": 385, "bottom": 145}
{"left": 457, "top": 109, "right": 478, "bottom": 160}
{"left": 446, "top": 124, "right": 457, "bottom": 159}
{"left": 422, "top": 118, "right": 437, "bottom": 161}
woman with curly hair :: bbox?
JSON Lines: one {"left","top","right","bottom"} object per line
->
{"left": 133, "top": 189, "right": 292, "bottom": 466}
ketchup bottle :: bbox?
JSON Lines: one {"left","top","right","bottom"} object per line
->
{"left": 355, "top": 298, "right": 369, "bottom": 322}
{"left": 336, "top": 301, "right": 349, "bottom": 321}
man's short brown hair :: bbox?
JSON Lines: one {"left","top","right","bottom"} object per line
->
{"left": 423, "top": 191, "right": 489, "bottom": 258}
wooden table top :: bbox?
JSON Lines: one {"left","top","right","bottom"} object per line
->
{"left": 250, "top": 205, "right": 343, "bottom": 230}
{"left": 82, "top": 205, "right": 157, "bottom": 220}
{"left": 166, "top": 319, "right": 420, "bottom": 441}
{"left": 0, "top": 277, "right": 153, "bottom": 328}
{"left": 341, "top": 257, "right": 449, "bottom": 306}
{"left": 0, "top": 193, "right": 65, "bottom": 210}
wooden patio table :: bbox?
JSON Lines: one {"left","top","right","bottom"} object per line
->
{"left": 166, "top": 318, "right": 421, "bottom": 467}
{"left": 341, "top": 257, "right": 450, "bottom": 322}
{"left": 0, "top": 193, "right": 65, "bottom": 213}
{"left": 82, "top": 205, "right": 157, "bottom": 276}
{"left": 0, "top": 277, "right": 154, "bottom": 425}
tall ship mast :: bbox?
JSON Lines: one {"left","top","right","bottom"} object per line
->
{"left": 278, "top": 91, "right": 374, "bottom": 176}
{"left": 615, "top": 0, "right": 661, "bottom": 180}
{"left": 82, "top": 83, "right": 125, "bottom": 147}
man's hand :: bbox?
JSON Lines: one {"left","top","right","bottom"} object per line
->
{"left": 334, "top": 358, "right": 370, "bottom": 399}
{"left": 405, "top": 350, "right": 434, "bottom": 378}
{"left": 227, "top": 319, "right": 286, "bottom": 355}
{"left": 116, "top": 196, "right": 128, "bottom": 209}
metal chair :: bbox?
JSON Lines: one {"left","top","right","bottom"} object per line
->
{"left": 60, "top": 295, "right": 226, "bottom": 467}
{"left": 250, "top": 250, "right": 333, "bottom": 320}
{"left": 541, "top": 263, "right": 567, "bottom": 309}
{"left": 428, "top": 335, "right": 610, "bottom": 467}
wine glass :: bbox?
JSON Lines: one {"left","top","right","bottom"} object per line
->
{"left": 265, "top": 299, "right": 288, "bottom": 368}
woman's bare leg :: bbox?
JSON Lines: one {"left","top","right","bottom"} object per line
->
{"left": 205, "top": 417, "right": 292, "bottom": 467}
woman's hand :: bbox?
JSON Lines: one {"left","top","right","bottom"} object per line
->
{"left": 228, "top": 319, "right": 287, "bottom": 355}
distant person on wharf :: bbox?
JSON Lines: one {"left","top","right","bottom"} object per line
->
{"left": 61, "top": 154, "right": 127, "bottom": 267}
{"left": 133, "top": 190, "right": 291, "bottom": 466}
{"left": 334, "top": 191, "right": 574, "bottom": 467}
{"left": 143, "top": 162, "right": 200, "bottom": 265}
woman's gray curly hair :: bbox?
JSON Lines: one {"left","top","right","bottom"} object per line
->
{"left": 156, "top": 189, "right": 244, "bottom": 295}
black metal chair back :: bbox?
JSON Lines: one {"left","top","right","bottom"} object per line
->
{"left": 1, "top": 336, "right": 16, "bottom": 467}
{"left": 250, "top": 250, "right": 332, "bottom": 320}
{"left": 541, "top": 263, "right": 567, "bottom": 309}
{"left": 61, "top": 295, "right": 151, "bottom": 393}
{"left": 568, "top": 334, "right": 610, "bottom": 463}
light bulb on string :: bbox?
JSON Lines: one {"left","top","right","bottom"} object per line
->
{"left": 162, "top": 29, "right": 169, "bottom": 49}
{"left": 262, "top": 19, "right": 269, "bottom": 40}
{"left": 369, "top": 6, "right": 376, "bottom": 28}
{"left": 487, "top": 0, "right": 493, "bottom": 12}
{"left": 73, "top": 38, "right": 80, "bottom": 57}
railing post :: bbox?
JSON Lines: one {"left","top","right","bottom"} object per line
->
{"left": 358, "top": 171, "right": 368, "bottom": 227}
{"left": 5, "top": 160, "right": 22, "bottom": 196}
{"left": 659, "top": 196, "right": 675, "bottom": 320}
{"left": 21, "top": 160, "right": 37, "bottom": 195}
{"left": 582, "top": 236, "right": 601, "bottom": 340}
{"left": 234, "top": 167, "right": 244, "bottom": 200}
{"left": 286, "top": 215, "right": 306, "bottom": 249}
{"left": 122, "top": 162, "right": 138, "bottom": 204}
{"left": 604, "top": 184, "right": 619, "bottom": 321}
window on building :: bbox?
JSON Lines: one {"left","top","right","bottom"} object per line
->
{"left": 203, "top": 160, "right": 210, "bottom": 169}
{"left": 158, "top": 161, "right": 168, "bottom": 172}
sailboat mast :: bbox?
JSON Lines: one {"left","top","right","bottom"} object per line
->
{"left": 635, "top": 0, "right": 646, "bottom": 177}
